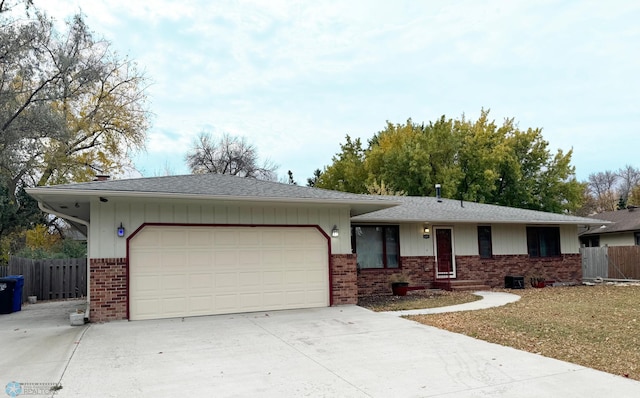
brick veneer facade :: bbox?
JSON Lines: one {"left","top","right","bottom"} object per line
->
{"left": 356, "top": 254, "right": 581, "bottom": 296}
{"left": 331, "top": 254, "right": 358, "bottom": 304}
{"left": 88, "top": 252, "right": 582, "bottom": 321}
{"left": 357, "top": 256, "right": 436, "bottom": 296}
{"left": 89, "top": 258, "right": 127, "bottom": 322}
{"left": 455, "top": 253, "right": 582, "bottom": 287}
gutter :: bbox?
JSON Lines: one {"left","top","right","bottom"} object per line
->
{"left": 38, "top": 202, "right": 92, "bottom": 322}
{"left": 25, "top": 188, "right": 401, "bottom": 208}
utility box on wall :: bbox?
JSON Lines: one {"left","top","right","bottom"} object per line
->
{"left": 505, "top": 275, "right": 525, "bottom": 289}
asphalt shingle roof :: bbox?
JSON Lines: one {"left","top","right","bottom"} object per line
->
{"left": 26, "top": 173, "right": 399, "bottom": 216}
{"left": 351, "top": 196, "right": 606, "bottom": 225}
{"left": 28, "top": 174, "right": 606, "bottom": 226}
{"left": 579, "top": 207, "right": 640, "bottom": 235}
{"left": 31, "top": 173, "right": 398, "bottom": 200}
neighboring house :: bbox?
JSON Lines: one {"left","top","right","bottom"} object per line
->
{"left": 26, "top": 174, "right": 604, "bottom": 322}
{"left": 578, "top": 207, "right": 640, "bottom": 247}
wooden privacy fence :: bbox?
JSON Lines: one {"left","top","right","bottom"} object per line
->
{"left": 1, "top": 257, "right": 87, "bottom": 303}
{"left": 581, "top": 246, "right": 640, "bottom": 280}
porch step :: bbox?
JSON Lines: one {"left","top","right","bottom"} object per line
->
{"left": 432, "top": 280, "right": 491, "bottom": 292}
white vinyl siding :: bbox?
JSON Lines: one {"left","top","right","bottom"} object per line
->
{"left": 600, "top": 233, "right": 636, "bottom": 247}
{"left": 399, "top": 223, "right": 434, "bottom": 256}
{"left": 559, "top": 224, "right": 580, "bottom": 253}
{"left": 452, "top": 224, "right": 477, "bottom": 255}
{"left": 89, "top": 198, "right": 351, "bottom": 258}
{"left": 492, "top": 224, "right": 528, "bottom": 255}
{"left": 388, "top": 222, "right": 581, "bottom": 257}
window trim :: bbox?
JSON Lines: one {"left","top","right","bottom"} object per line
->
{"left": 526, "top": 226, "right": 561, "bottom": 258}
{"left": 351, "top": 225, "right": 401, "bottom": 270}
{"left": 477, "top": 225, "right": 493, "bottom": 259}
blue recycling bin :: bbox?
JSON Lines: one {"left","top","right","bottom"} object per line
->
{"left": 0, "top": 278, "right": 16, "bottom": 314}
{"left": 5, "top": 275, "right": 24, "bottom": 312}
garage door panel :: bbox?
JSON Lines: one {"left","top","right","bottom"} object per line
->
{"left": 263, "top": 271, "right": 283, "bottom": 285}
{"left": 261, "top": 250, "right": 283, "bottom": 264}
{"left": 262, "top": 232, "right": 283, "bottom": 246}
{"left": 161, "top": 230, "right": 187, "bottom": 246}
{"left": 189, "top": 273, "right": 213, "bottom": 290}
{"left": 214, "top": 251, "right": 238, "bottom": 266}
{"left": 284, "top": 270, "right": 307, "bottom": 284}
{"left": 215, "top": 294, "right": 238, "bottom": 311}
{"left": 188, "top": 251, "right": 212, "bottom": 267}
{"left": 240, "top": 271, "right": 262, "bottom": 287}
{"left": 133, "top": 275, "right": 160, "bottom": 293}
{"left": 239, "top": 250, "right": 261, "bottom": 265}
{"left": 237, "top": 229, "right": 260, "bottom": 243}
{"left": 163, "top": 297, "right": 187, "bottom": 315}
{"left": 187, "top": 230, "right": 211, "bottom": 246}
{"left": 130, "top": 226, "right": 329, "bottom": 320}
{"left": 161, "top": 252, "right": 186, "bottom": 269}
{"left": 134, "top": 298, "right": 160, "bottom": 318}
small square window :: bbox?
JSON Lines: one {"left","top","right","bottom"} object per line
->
{"left": 527, "top": 227, "right": 560, "bottom": 257}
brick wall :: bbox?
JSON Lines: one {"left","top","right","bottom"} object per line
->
{"left": 89, "top": 258, "right": 127, "bottom": 322}
{"left": 455, "top": 254, "right": 582, "bottom": 287}
{"left": 331, "top": 254, "right": 358, "bottom": 304}
{"left": 357, "top": 256, "right": 435, "bottom": 296}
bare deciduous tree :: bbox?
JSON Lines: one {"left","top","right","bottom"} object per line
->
{"left": 587, "top": 171, "right": 618, "bottom": 212}
{"left": 185, "top": 132, "right": 278, "bottom": 180}
{"left": 616, "top": 164, "right": 640, "bottom": 204}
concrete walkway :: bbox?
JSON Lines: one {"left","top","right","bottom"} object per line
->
{"left": 382, "top": 290, "right": 521, "bottom": 316}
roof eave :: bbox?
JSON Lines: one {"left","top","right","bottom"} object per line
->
{"left": 25, "top": 187, "right": 400, "bottom": 209}
{"left": 351, "top": 217, "right": 609, "bottom": 226}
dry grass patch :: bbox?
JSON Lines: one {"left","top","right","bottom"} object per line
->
{"left": 358, "top": 290, "right": 481, "bottom": 312}
{"left": 409, "top": 285, "right": 640, "bottom": 380}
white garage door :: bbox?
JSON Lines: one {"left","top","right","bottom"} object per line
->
{"left": 129, "top": 225, "right": 329, "bottom": 320}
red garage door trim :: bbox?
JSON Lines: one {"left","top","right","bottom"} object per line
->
{"left": 125, "top": 223, "right": 334, "bottom": 320}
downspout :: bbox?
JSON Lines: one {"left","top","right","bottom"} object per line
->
{"left": 37, "top": 202, "right": 91, "bottom": 321}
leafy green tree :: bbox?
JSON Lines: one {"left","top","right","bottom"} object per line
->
{"left": 315, "top": 110, "right": 583, "bottom": 213}
{"left": 306, "top": 169, "right": 322, "bottom": 187}
{"left": 315, "top": 135, "right": 368, "bottom": 193}
{"left": 0, "top": 4, "right": 149, "bottom": 200}
{"left": 0, "top": 2, "right": 148, "bottom": 259}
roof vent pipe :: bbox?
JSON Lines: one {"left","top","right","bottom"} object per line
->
{"left": 435, "top": 184, "right": 442, "bottom": 202}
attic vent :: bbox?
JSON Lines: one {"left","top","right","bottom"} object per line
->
{"left": 94, "top": 174, "right": 110, "bottom": 181}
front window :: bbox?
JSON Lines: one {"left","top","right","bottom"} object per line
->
{"left": 635, "top": 232, "right": 640, "bottom": 246}
{"left": 527, "top": 227, "right": 561, "bottom": 257}
{"left": 352, "top": 225, "right": 400, "bottom": 269}
{"left": 477, "top": 226, "right": 492, "bottom": 258}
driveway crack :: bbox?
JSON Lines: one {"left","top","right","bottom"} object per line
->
{"left": 49, "top": 324, "right": 92, "bottom": 397}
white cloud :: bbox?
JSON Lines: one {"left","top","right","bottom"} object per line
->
{"left": 34, "top": 0, "right": 640, "bottom": 181}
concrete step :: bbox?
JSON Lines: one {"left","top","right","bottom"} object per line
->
{"left": 433, "top": 280, "right": 491, "bottom": 291}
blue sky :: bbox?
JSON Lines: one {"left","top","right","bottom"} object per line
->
{"left": 39, "top": 0, "right": 640, "bottom": 183}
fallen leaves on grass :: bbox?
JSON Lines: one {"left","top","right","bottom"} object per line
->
{"left": 409, "top": 285, "right": 640, "bottom": 381}
{"left": 358, "top": 290, "right": 481, "bottom": 312}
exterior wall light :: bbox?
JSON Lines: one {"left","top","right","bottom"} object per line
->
{"left": 117, "top": 222, "right": 125, "bottom": 237}
{"left": 331, "top": 225, "right": 339, "bottom": 237}
{"left": 423, "top": 226, "right": 430, "bottom": 239}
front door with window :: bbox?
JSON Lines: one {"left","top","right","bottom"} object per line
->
{"left": 435, "top": 227, "right": 456, "bottom": 278}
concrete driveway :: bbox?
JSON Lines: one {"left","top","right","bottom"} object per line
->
{"left": 0, "top": 300, "right": 87, "bottom": 394}
{"left": 2, "top": 301, "right": 640, "bottom": 397}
